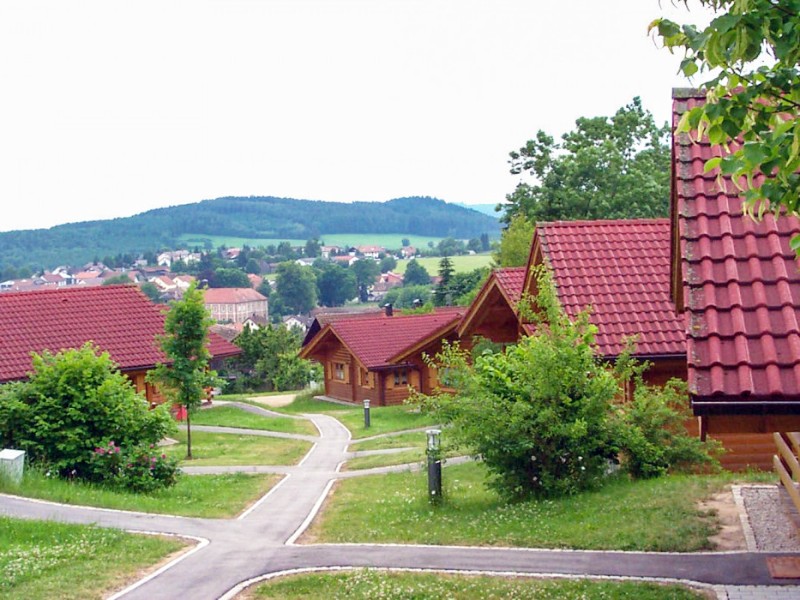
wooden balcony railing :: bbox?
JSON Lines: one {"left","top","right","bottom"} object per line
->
{"left": 773, "top": 432, "right": 800, "bottom": 514}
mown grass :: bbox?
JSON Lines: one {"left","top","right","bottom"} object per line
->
{"left": 345, "top": 449, "right": 426, "bottom": 471}
{"left": 191, "top": 404, "right": 317, "bottom": 436}
{"left": 250, "top": 569, "right": 705, "bottom": 599}
{"left": 346, "top": 432, "right": 465, "bottom": 470}
{"left": 352, "top": 430, "right": 427, "bottom": 449}
{"left": 164, "top": 430, "right": 311, "bottom": 466}
{"left": 305, "top": 461, "right": 765, "bottom": 552}
{"left": 0, "top": 469, "right": 278, "bottom": 518}
{"left": 0, "top": 517, "right": 186, "bottom": 600}
{"left": 273, "top": 394, "right": 436, "bottom": 439}
{"left": 393, "top": 253, "right": 493, "bottom": 275}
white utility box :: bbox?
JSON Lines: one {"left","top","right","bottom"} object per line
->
{"left": 0, "top": 449, "right": 25, "bottom": 484}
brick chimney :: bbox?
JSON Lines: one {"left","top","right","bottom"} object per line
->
{"left": 384, "top": 303, "right": 393, "bottom": 317}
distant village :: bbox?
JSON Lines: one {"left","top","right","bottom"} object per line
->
{"left": 0, "top": 241, "right": 468, "bottom": 340}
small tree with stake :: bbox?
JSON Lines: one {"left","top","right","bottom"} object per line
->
{"left": 148, "top": 282, "right": 217, "bottom": 459}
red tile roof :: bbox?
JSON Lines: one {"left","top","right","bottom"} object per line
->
{"left": 536, "top": 219, "right": 686, "bottom": 358}
{"left": 303, "top": 307, "right": 464, "bottom": 369}
{"left": 0, "top": 285, "right": 240, "bottom": 382}
{"left": 672, "top": 89, "right": 800, "bottom": 407}
{"left": 203, "top": 287, "right": 267, "bottom": 304}
{"left": 494, "top": 267, "right": 527, "bottom": 305}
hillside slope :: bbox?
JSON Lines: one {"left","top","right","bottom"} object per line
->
{"left": 0, "top": 196, "right": 500, "bottom": 273}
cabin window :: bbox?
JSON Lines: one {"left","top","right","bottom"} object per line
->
{"left": 361, "top": 369, "right": 371, "bottom": 388}
{"left": 393, "top": 369, "right": 408, "bottom": 386}
{"left": 334, "top": 362, "right": 346, "bottom": 381}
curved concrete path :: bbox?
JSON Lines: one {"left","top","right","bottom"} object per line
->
{"left": 3, "top": 409, "right": 800, "bottom": 600}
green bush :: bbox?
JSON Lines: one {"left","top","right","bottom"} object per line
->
{"left": 613, "top": 377, "right": 721, "bottom": 478}
{"left": 0, "top": 343, "right": 175, "bottom": 479}
{"left": 89, "top": 441, "right": 180, "bottom": 493}
{"left": 412, "top": 268, "right": 618, "bottom": 500}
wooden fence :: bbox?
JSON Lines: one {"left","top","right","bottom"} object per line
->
{"left": 773, "top": 432, "right": 800, "bottom": 514}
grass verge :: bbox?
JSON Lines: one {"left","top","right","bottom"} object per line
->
{"left": 346, "top": 433, "right": 465, "bottom": 470}
{"left": 0, "top": 469, "right": 279, "bottom": 518}
{"left": 304, "top": 461, "right": 766, "bottom": 551}
{"left": 164, "top": 430, "right": 311, "bottom": 466}
{"left": 192, "top": 404, "right": 317, "bottom": 436}
{"left": 247, "top": 569, "right": 705, "bottom": 599}
{"left": 0, "top": 517, "right": 186, "bottom": 600}
{"left": 345, "top": 449, "right": 426, "bottom": 471}
{"left": 275, "top": 393, "right": 436, "bottom": 439}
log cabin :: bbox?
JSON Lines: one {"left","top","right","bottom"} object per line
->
{"left": 0, "top": 285, "right": 241, "bottom": 405}
{"left": 670, "top": 88, "right": 800, "bottom": 469}
{"left": 456, "top": 266, "right": 527, "bottom": 349}
{"left": 299, "top": 305, "right": 464, "bottom": 405}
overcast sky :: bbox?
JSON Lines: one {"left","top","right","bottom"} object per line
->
{"left": 0, "top": 1, "right": 713, "bottom": 233}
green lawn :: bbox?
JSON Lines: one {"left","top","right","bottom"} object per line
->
{"left": 0, "top": 517, "right": 186, "bottom": 600}
{"left": 393, "top": 254, "right": 493, "bottom": 275}
{"left": 191, "top": 404, "right": 317, "bottom": 436}
{"left": 347, "top": 432, "right": 465, "bottom": 470}
{"left": 305, "top": 462, "right": 758, "bottom": 552}
{"left": 273, "top": 394, "right": 436, "bottom": 439}
{"left": 164, "top": 430, "right": 311, "bottom": 466}
{"left": 350, "top": 431, "right": 433, "bottom": 451}
{"left": 346, "top": 449, "right": 426, "bottom": 471}
{"left": 0, "top": 469, "right": 278, "bottom": 518}
{"left": 250, "top": 570, "right": 705, "bottom": 599}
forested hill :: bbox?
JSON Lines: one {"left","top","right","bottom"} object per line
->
{"left": 0, "top": 196, "right": 500, "bottom": 273}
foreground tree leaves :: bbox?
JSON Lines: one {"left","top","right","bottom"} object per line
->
{"left": 651, "top": 0, "right": 800, "bottom": 251}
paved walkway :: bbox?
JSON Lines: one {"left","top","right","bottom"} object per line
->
{"left": 3, "top": 408, "right": 800, "bottom": 600}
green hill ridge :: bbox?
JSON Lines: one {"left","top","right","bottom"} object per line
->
{"left": 0, "top": 196, "right": 500, "bottom": 274}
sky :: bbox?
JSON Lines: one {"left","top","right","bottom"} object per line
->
{"left": 0, "top": 0, "right": 714, "bottom": 233}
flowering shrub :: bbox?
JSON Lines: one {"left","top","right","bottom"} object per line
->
{"left": 90, "top": 441, "right": 179, "bottom": 493}
{"left": 0, "top": 343, "right": 175, "bottom": 480}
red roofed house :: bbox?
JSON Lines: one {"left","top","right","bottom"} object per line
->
{"left": 457, "top": 267, "right": 526, "bottom": 348}
{"left": 203, "top": 287, "right": 269, "bottom": 325}
{"left": 671, "top": 89, "right": 800, "bottom": 468}
{"left": 525, "top": 219, "right": 688, "bottom": 388}
{"left": 300, "top": 305, "right": 464, "bottom": 405}
{"left": 356, "top": 245, "right": 385, "bottom": 259}
{"left": 0, "top": 285, "right": 241, "bottom": 405}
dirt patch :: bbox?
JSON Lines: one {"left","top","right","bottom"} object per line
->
{"left": 698, "top": 486, "right": 747, "bottom": 551}
{"left": 248, "top": 393, "right": 298, "bottom": 408}
{"left": 156, "top": 436, "right": 179, "bottom": 447}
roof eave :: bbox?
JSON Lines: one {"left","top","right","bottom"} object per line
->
{"left": 456, "top": 274, "right": 500, "bottom": 338}
{"left": 692, "top": 399, "right": 800, "bottom": 416}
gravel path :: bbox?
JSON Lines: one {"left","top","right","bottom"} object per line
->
{"left": 740, "top": 485, "right": 800, "bottom": 552}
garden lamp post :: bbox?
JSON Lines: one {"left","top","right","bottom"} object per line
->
{"left": 426, "top": 428, "right": 442, "bottom": 505}
{"left": 363, "top": 398, "right": 371, "bottom": 428}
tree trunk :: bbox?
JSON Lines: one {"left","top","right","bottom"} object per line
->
{"left": 186, "top": 409, "right": 192, "bottom": 460}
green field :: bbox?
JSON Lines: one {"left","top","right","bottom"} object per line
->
{"left": 393, "top": 254, "right": 493, "bottom": 274}
{"left": 179, "top": 233, "right": 449, "bottom": 251}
